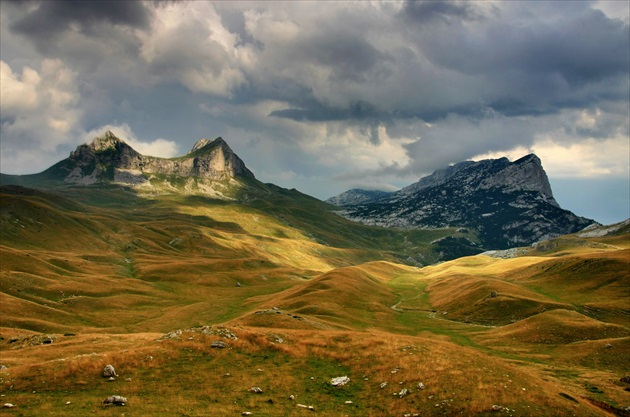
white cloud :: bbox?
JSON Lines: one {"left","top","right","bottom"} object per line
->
{"left": 138, "top": 2, "right": 246, "bottom": 96}
{"left": 0, "top": 58, "right": 83, "bottom": 173}
{"left": 83, "top": 124, "right": 179, "bottom": 158}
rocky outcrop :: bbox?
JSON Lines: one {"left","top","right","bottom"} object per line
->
{"left": 46, "top": 131, "right": 254, "bottom": 186}
{"left": 326, "top": 189, "right": 391, "bottom": 206}
{"left": 329, "top": 154, "right": 595, "bottom": 249}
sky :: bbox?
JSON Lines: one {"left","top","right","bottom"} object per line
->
{"left": 1, "top": 0, "right": 628, "bottom": 225}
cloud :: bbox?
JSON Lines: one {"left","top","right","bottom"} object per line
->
{"left": 8, "top": 0, "right": 151, "bottom": 51}
{"left": 83, "top": 124, "right": 180, "bottom": 158}
{"left": 137, "top": 2, "right": 247, "bottom": 97}
{"left": 0, "top": 58, "right": 83, "bottom": 173}
{"left": 0, "top": 1, "right": 628, "bottom": 221}
{"left": 401, "top": 0, "right": 491, "bottom": 23}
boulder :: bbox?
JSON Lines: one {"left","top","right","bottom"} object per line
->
{"left": 102, "top": 365, "right": 117, "bottom": 378}
{"left": 103, "top": 395, "right": 127, "bottom": 406}
{"left": 330, "top": 376, "right": 350, "bottom": 386}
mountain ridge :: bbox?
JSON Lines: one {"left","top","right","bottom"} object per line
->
{"left": 328, "top": 154, "right": 594, "bottom": 249}
{"left": 2, "top": 131, "right": 255, "bottom": 186}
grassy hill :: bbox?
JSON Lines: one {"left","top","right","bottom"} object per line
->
{"left": 0, "top": 184, "right": 628, "bottom": 416}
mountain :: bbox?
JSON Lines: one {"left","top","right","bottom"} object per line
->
{"left": 1, "top": 131, "right": 254, "bottom": 197}
{"left": 328, "top": 154, "right": 595, "bottom": 249}
{"left": 1, "top": 133, "right": 628, "bottom": 416}
{"left": 326, "top": 189, "right": 391, "bottom": 206}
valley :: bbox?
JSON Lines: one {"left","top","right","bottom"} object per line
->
{"left": 0, "top": 134, "right": 628, "bottom": 416}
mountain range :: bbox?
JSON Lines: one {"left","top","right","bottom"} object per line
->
{"left": 0, "top": 132, "right": 628, "bottom": 416}
{"left": 2, "top": 131, "right": 595, "bottom": 252}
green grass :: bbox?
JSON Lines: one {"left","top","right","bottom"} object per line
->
{"left": 1, "top": 184, "right": 629, "bottom": 416}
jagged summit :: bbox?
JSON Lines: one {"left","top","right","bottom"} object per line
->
{"left": 1, "top": 132, "right": 254, "bottom": 193}
{"left": 89, "top": 130, "right": 124, "bottom": 151}
{"left": 329, "top": 154, "right": 594, "bottom": 249}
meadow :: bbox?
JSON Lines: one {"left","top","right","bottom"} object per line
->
{"left": 0, "top": 185, "right": 628, "bottom": 416}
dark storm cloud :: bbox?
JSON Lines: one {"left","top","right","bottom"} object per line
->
{"left": 296, "top": 32, "right": 392, "bottom": 82}
{"left": 401, "top": 0, "right": 488, "bottom": 23}
{"left": 270, "top": 100, "right": 383, "bottom": 122}
{"left": 412, "top": 6, "right": 629, "bottom": 117}
{"left": 9, "top": 0, "right": 151, "bottom": 49}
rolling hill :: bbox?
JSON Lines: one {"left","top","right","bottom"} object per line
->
{"left": 0, "top": 133, "right": 628, "bottom": 416}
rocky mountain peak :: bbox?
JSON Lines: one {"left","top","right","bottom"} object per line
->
{"left": 88, "top": 130, "right": 124, "bottom": 151}
{"left": 190, "top": 138, "right": 212, "bottom": 153}
{"left": 27, "top": 132, "right": 255, "bottom": 190}
{"left": 329, "top": 154, "right": 593, "bottom": 249}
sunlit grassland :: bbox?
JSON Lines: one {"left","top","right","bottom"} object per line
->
{"left": 0, "top": 327, "right": 614, "bottom": 417}
{"left": 0, "top": 185, "right": 628, "bottom": 415}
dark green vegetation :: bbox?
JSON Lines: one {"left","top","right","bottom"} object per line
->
{"left": 0, "top": 176, "right": 628, "bottom": 416}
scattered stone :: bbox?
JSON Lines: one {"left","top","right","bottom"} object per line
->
{"left": 297, "top": 404, "right": 315, "bottom": 411}
{"left": 0, "top": 365, "right": 7, "bottom": 371}
{"left": 380, "top": 382, "right": 388, "bottom": 389}
{"left": 491, "top": 404, "right": 507, "bottom": 412}
{"left": 605, "top": 343, "right": 613, "bottom": 348}
{"left": 396, "top": 388, "right": 408, "bottom": 398}
{"left": 489, "top": 291, "right": 498, "bottom": 298}
{"left": 3, "top": 403, "right": 15, "bottom": 408}
{"left": 108, "top": 377, "right": 115, "bottom": 381}
{"left": 102, "top": 395, "right": 127, "bottom": 406}
{"left": 330, "top": 376, "right": 350, "bottom": 386}
{"left": 125, "top": 378, "right": 132, "bottom": 382}
{"left": 102, "top": 365, "right": 117, "bottom": 378}
{"left": 211, "top": 340, "right": 226, "bottom": 349}
{"left": 417, "top": 382, "right": 425, "bottom": 390}
{"left": 249, "top": 387, "right": 263, "bottom": 394}
{"left": 345, "top": 400, "right": 353, "bottom": 404}
{"left": 65, "top": 401, "right": 71, "bottom": 405}
{"left": 289, "top": 395, "right": 295, "bottom": 400}
{"left": 242, "top": 412, "right": 252, "bottom": 416}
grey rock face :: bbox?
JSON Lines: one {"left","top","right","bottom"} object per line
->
{"left": 330, "top": 154, "right": 595, "bottom": 249}
{"left": 56, "top": 131, "right": 254, "bottom": 186}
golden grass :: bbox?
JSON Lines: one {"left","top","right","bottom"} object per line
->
{"left": 2, "top": 187, "right": 629, "bottom": 415}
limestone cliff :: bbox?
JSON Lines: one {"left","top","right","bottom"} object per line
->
{"left": 52, "top": 131, "right": 254, "bottom": 186}
{"left": 328, "top": 155, "right": 594, "bottom": 249}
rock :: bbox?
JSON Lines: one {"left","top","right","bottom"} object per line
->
{"left": 397, "top": 388, "right": 408, "bottom": 398}
{"left": 330, "top": 154, "right": 594, "bottom": 250}
{"left": 491, "top": 405, "right": 505, "bottom": 412}
{"left": 620, "top": 376, "right": 630, "bottom": 383}
{"left": 417, "top": 382, "right": 425, "bottom": 390}
{"left": 242, "top": 412, "right": 253, "bottom": 416}
{"left": 345, "top": 400, "right": 353, "bottom": 404}
{"left": 211, "top": 340, "right": 226, "bottom": 348}
{"left": 249, "top": 387, "right": 263, "bottom": 394}
{"left": 289, "top": 395, "right": 295, "bottom": 400}
{"left": 103, "top": 395, "right": 127, "bottom": 406}
{"left": 330, "top": 376, "right": 350, "bottom": 386}
{"left": 108, "top": 377, "right": 115, "bottom": 381}
{"left": 3, "top": 403, "right": 16, "bottom": 408}
{"left": 102, "top": 365, "right": 117, "bottom": 378}
{"left": 489, "top": 291, "right": 498, "bottom": 298}
{"left": 380, "top": 382, "right": 388, "bottom": 389}
{"left": 297, "top": 404, "right": 315, "bottom": 411}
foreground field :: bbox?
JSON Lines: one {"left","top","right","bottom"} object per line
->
{"left": 0, "top": 186, "right": 628, "bottom": 416}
